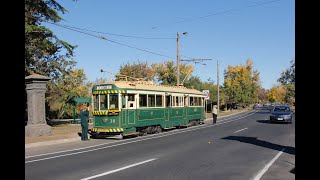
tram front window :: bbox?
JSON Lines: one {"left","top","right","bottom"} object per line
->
{"left": 109, "top": 94, "right": 118, "bottom": 109}
{"left": 100, "top": 95, "right": 108, "bottom": 110}
{"left": 93, "top": 95, "right": 99, "bottom": 111}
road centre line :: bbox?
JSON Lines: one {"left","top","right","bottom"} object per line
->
{"left": 252, "top": 148, "right": 285, "bottom": 180}
{"left": 218, "top": 109, "right": 259, "bottom": 121}
{"left": 215, "top": 111, "right": 256, "bottom": 126}
{"left": 26, "top": 110, "right": 258, "bottom": 162}
{"left": 80, "top": 158, "right": 156, "bottom": 180}
{"left": 234, "top": 128, "right": 248, "bottom": 133}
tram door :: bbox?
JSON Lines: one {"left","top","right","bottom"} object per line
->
{"left": 121, "top": 94, "right": 136, "bottom": 126}
{"left": 164, "top": 95, "right": 171, "bottom": 127}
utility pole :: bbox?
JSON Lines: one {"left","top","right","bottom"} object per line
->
{"left": 177, "top": 32, "right": 180, "bottom": 86}
{"left": 217, "top": 60, "right": 220, "bottom": 115}
{"left": 176, "top": 32, "right": 188, "bottom": 86}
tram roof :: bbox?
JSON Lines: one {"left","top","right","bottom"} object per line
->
{"left": 95, "top": 81, "right": 204, "bottom": 95}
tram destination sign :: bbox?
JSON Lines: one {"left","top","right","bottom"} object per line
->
{"left": 97, "top": 85, "right": 112, "bottom": 90}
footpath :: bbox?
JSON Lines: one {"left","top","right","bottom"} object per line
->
{"left": 25, "top": 108, "right": 251, "bottom": 149}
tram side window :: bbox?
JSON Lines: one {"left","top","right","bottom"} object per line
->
{"left": 156, "top": 95, "right": 163, "bottom": 107}
{"left": 166, "top": 95, "right": 171, "bottom": 107}
{"left": 128, "top": 94, "right": 135, "bottom": 101}
{"left": 122, "top": 95, "right": 126, "bottom": 108}
{"left": 128, "top": 94, "right": 135, "bottom": 107}
{"left": 194, "top": 97, "right": 199, "bottom": 106}
{"left": 148, "top": 94, "right": 155, "bottom": 107}
{"left": 179, "top": 96, "right": 183, "bottom": 106}
{"left": 139, "top": 94, "right": 147, "bottom": 107}
{"left": 93, "top": 95, "right": 99, "bottom": 111}
{"left": 109, "top": 94, "right": 118, "bottom": 109}
{"left": 184, "top": 96, "right": 189, "bottom": 106}
{"left": 190, "top": 97, "right": 194, "bottom": 106}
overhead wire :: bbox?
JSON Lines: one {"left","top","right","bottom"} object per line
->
{"left": 26, "top": 0, "right": 281, "bottom": 61}
{"left": 26, "top": 15, "right": 178, "bottom": 59}
{"left": 60, "top": 24, "right": 175, "bottom": 39}
{"left": 151, "top": 0, "right": 281, "bottom": 29}
{"left": 43, "top": 20, "right": 206, "bottom": 65}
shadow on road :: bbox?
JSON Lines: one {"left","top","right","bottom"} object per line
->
{"left": 221, "top": 135, "right": 295, "bottom": 155}
{"left": 256, "top": 120, "right": 270, "bottom": 124}
{"left": 257, "top": 119, "right": 294, "bottom": 125}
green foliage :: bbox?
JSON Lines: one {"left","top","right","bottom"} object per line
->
{"left": 25, "top": 0, "right": 76, "bottom": 79}
{"left": 283, "top": 83, "right": 295, "bottom": 104}
{"left": 183, "top": 76, "right": 219, "bottom": 103}
{"left": 278, "top": 59, "right": 295, "bottom": 84}
{"left": 46, "top": 69, "right": 93, "bottom": 119}
{"left": 184, "top": 76, "right": 203, "bottom": 89}
{"left": 277, "top": 59, "right": 295, "bottom": 104}
{"left": 25, "top": 0, "right": 91, "bottom": 120}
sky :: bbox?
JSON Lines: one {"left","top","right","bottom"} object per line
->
{"left": 45, "top": 0, "right": 295, "bottom": 90}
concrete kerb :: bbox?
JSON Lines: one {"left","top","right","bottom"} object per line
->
{"left": 25, "top": 137, "right": 81, "bottom": 149}
{"left": 25, "top": 109, "right": 252, "bottom": 149}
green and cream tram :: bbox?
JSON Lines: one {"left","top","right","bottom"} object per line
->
{"left": 90, "top": 80, "right": 206, "bottom": 138}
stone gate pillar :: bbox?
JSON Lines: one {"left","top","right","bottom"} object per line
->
{"left": 25, "top": 74, "right": 52, "bottom": 136}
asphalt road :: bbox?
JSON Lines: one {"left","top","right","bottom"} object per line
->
{"left": 25, "top": 107, "right": 295, "bottom": 180}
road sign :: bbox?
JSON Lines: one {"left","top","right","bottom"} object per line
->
{"left": 202, "top": 90, "right": 210, "bottom": 100}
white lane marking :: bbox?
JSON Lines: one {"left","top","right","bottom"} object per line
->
{"left": 219, "top": 109, "right": 260, "bottom": 121}
{"left": 252, "top": 148, "right": 285, "bottom": 180}
{"left": 234, "top": 128, "right": 248, "bottom": 133}
{"left": 215, "top": 111, "right": 256, "bottom": 126}
{"left": 25, "top": 124, "right": 212, "bottom": 163}
{"left": 80, "top": 158, "right": 156, "bottom": 180}
{"left": 26, "top": 110, "right": 258, "bottom": 162}
{"left": 26, "top": 124, "right": 209, "bottom": 159}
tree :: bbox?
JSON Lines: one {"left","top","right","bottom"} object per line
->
{"left": 277, "top": 59, "right": 295, "bottom": 104}
{"left": 25, "top": 0, "right": 76, "bottom": 79}
{"left": 223, "top": 59, "right": 261, "bottom": 106}
{"left": 46, "top": 69, "right": 93, "bottom": 119}
{"left": 278, "top": 59, "right": 295, "bottom": 84}
{"left": 266, "top": 84, "right": 286, "bottom": 103}
{"left": 25, "top": 0, "right": 89, "bottom": 120}
{"left": 151, "top": 61, "right": 193, "bottom": 85}
{"left": 116, "top": 61, "right": 156, "bottom": 81}
{"left": 257, "top": 88, "right": 268, "bottom": 102}
{"left": 184, "top": 76, "right": 203, "bottom": 89}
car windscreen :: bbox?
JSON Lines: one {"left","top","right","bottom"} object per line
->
{"left": 274, "top": 107, "right": 290, "bottom": 112}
